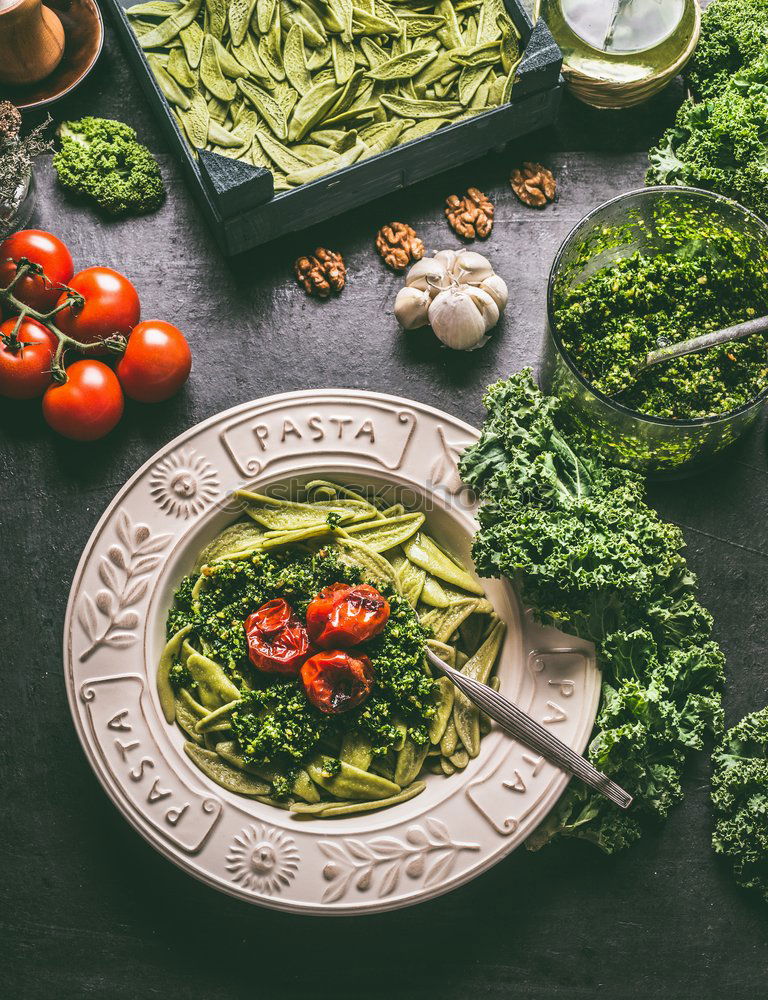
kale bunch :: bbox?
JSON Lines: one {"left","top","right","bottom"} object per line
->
{"left": 711, "top": 706, "right": 768, "bottom": 902}
{"left": 646, "top": 58, "right": 768, "bottom": 218}
{"left": 460, "top": 371, "right": 725, "bottom": 853}
{"left": 685, "top": 0, "right": 768, "bottom": 101}
{"left": 53, "top": 117, "right": 164, "bottom": 216}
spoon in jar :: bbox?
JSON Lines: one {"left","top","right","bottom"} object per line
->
{"left": 424, "top": 647, "right": 633, "bottom": 811}
{"left": 608, "top": 313, "right": 768, "bottom": 398}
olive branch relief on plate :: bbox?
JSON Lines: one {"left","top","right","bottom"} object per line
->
{"left": 78, "top": 510, "right": 172, "bottom": 662}
{"left": 319, "top": 818, "right": 479, "bottom": 903}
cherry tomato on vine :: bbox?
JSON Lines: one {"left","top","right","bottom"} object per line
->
{"left": 300, "top": 650, "right": 375, "bottom": 715}
{"left": 245, "top": 599, "right": 311, "bottom": 675}
{"left": 55, "top": 267, "right": 140, "bottom": 345}
{"left": 0, "top": 230, "right": 74, "bottom": 311}
{"left": 42, "top": 360, "right": 124, "bottom": 441}
{"left": 0, "top": 317, "right": 57, "bottom": 399}
{"left": 306, "top": 583, "right": 390, "bottom": 648}
{"left": 116, "top": 320, "right": 191, "bottom": 402}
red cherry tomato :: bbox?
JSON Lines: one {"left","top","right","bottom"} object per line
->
{"left": 306, "top": 583, "right": 390, "bottom": 648}
{"left": 0, "top": 317, "right": 57, "bottom": 398}
{"left": 306, "top": 583, "right": 353, "bottom": 642}
{"left": 55, "top": 266, "right": 140, "bottom": 345}
{"left": 0, "top": 230, "right": 74, "bottom": 312}
{"left": 245, "top": 598, "right": 311, "bottom": 675}
{"left": 42, "top": 360, "right": 124, "bottom": 441}
{"left": 300, "top": 650, "right": 375, "bottom": 715}
{"left": 116, "top": 319, "right": 191, "bottom": 402}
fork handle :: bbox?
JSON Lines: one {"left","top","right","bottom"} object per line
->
{"left": 643, "top": 314, "right": 768, "bottom": 373}
{"left": 426, "top": 650, "right": 632, "bottom": 811}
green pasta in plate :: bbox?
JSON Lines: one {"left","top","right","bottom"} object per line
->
{"left": 158, "top": 480, "right": 504, "bottom": 816}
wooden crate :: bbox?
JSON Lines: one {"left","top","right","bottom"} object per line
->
{"left": 107, "top": 0, "right": 563, "bottom": 254}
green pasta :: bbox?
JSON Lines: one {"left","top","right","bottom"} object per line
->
{"left": 158, "top": 480, "right": 504, "bottom": 816}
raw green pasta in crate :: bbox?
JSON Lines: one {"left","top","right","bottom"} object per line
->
{"left": 159, "top": 480, "right": 504, "bottom": 816}
{"left": 128, "top": 0, "right": 522, "bottom": 190}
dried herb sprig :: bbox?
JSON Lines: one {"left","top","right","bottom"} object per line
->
{"left": 0, "top": 106, "right": 52, "bottom": 223}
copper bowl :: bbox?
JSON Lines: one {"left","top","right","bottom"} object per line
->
{"left": 0, "top": 0, "right": 103, "bottom": 110}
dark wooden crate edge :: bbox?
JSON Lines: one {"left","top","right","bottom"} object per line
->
{"left": 107, "top": 0, "right": 563, "bottom": 254}
{"left": 221, "top": 84, "right": 563, "bottom": 252}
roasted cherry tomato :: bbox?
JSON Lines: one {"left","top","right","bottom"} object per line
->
{"left": 305, "top": 583, "right": 352, "bottom": 642}
{"left": 306, "top": 583, "right": 390, "bottom": 648}
{"left": 55, "top": 266, "right": 140, "bottom": 345}
{"left": 116, "top": 319, "right": 191, "bottom": 402}
{"left": 300, "top": 650, "right": 375, "bottom": 715}
{"left": 245, "top": 598, "right": 311, "bottom": 675}
{"left": 0, "top": 230, "right": 74, "bottom": 311}
{"left": 42, "top": 360, "right": 124, "bottom": 441}
{"left": 0, "top": 317, "right": 57, "bottom": 399}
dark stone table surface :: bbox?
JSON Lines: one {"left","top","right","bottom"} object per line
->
{"left": 2, "top": 9, "right": 767, "bottom": 1000}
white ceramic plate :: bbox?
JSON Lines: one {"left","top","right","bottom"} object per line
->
{"left": 64, "top": 390, "right": 600, "bottom": 914}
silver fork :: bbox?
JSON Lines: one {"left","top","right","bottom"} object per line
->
{"left": 425, "top": 647, "right": 633, "bottom": 811}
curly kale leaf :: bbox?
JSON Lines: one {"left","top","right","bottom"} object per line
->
{"left": 646, "top": 128, "right": 689, "bottom": 185}
{"left": 647, "top": 70, "right": 768, "bottom": 218}
{"left": 685, "top": 0, "right": 768, "bottom": 101}
{"left": 461, "top": 371, "right": 725, "bottom": 854}
{"left": 711, "top": 706, "right": 768, "bottom": 902}
{"left": 53, "top": 117, "right": 164, "bottom": 216}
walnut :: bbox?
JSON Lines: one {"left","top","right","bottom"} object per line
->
{"left": 294, "top": 248, "right": 346, "bottom": 298}
{"left": 510, "top": 162, "right": 557, "bottom": 207}
{"left": 445, "top": 187, "right": 494, "bottom": 240}
{"left": 375, "top": 222, "right": 425, "bottom": 271}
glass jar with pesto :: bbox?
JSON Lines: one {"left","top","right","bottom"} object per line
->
{"left": 542, "top": 186, "right": 768, "bottom": 476}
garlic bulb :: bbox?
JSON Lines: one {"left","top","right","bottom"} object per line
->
{"left": 396, "top": 248, "right": 508, "bottom": 350}
{"left": 394, "top": 285, "right": 431, "bottom": 329}
{"left": 428, "top": 285, "right": 499, "bottom": 351}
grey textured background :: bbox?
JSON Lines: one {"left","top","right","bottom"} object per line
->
{"left": 1, "top": 5, "right": 767, "bottom": 998}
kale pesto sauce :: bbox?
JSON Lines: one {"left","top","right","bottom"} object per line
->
{"left": 555, "top": 224, "right": 768, "bottom": 419}
{"left": 167, "top": 547, "right": 433, "bottom": 798}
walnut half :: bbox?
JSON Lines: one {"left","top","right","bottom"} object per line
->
{"left": 445, "top": 187, "right": 494, "bottom": 240}
{"left": 375, "top": 222, "right": 425, "bottom": 271}
{"left": 294, "top": 248, "right": 346, "bottom": 298}
{"left": 510, "top": 162, "right": 557, "bottom": 208}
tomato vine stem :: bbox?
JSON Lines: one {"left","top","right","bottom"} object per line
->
{"left": 0, "top": 257, "right": 127, "bottom": 382}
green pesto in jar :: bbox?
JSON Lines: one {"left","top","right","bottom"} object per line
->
{"left": 554, "top": 229, "right": 768, "bottom": 419}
